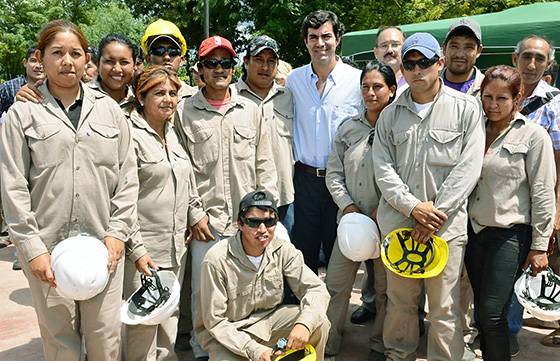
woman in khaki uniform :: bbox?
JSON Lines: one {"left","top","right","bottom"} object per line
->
{"left": 324, "top": 61, "right": 396, "bottom": 359}
{"left": 123, "top": 66, "right": 207, "bottom": 361}
{"left": 467, "top": 65, "right": 555, "bottom": 361}
{"left": 0, "top": 20, "right": 138, "bottom": 361}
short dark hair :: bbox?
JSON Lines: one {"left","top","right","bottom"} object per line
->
{"left": 361, "top": 61, "right": 397, "bottom": 104}
{"left": 301, "top": 10, "right": 344, "bottom": 40}
{"left": 25, "top": 46, "right": 37, "bottom": 60}
{"left": 444, "top": 27, "right": 480, "bottom": 47}
{"left": 375, "top": 26, "right": 405, "bottom": 46}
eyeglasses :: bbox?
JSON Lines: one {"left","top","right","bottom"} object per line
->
{"left": 149, "top": 46, "right": 182, "bottom": 57}
{"left": 402, "top": 56, "right": 439, "bottom": 71}
{"left": 241, "top": 216, "right": 278, "bottom": 228}
{"left": 201, "top": 58, "right": 236, "bottom": 69}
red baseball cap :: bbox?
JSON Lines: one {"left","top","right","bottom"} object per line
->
{"left": 198, "top": 35, "right": 237, "bottom": 60}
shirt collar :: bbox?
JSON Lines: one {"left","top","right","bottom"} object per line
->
{"left": 528, "top": 79, "right": 556, "bottom": 100}
{"left": 236, "top": 77, "right": 284, "bottom": 101}
{"left": 396, "top": 78, "right": 446, "bottom": 112}
{"left": 192, "top": 86, "right": 245, "bottom": 112}
{"left": 307, "top": 57, "right": 345, "bottom": 84}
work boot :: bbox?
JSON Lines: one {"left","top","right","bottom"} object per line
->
{"left": 350, "top": 305, "right": 375, "bottom": 324}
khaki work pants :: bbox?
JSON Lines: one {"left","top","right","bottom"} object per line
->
{"left": 206, "top": 305, "right": 330, "bottom": 361}
{"left": 123, "top": 259, "right": 180, "bottom": 361}
{"left": 324, "top": 239, "right": 387, "bottom": 355}
{"left": 383, "top": 237, "right": 466, "bottom": 361}
{"left": 21, "top": 254, "right": 124, "bottom": 361}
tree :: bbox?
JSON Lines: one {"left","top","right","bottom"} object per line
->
{"left": 79, "top": 2, "right": 147, "bottom": 48}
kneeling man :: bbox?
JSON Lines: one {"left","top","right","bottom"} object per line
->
{"left": 196, "top": 190, "right": 331, "bottom": 361}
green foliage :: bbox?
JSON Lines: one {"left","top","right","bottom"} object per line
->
{"left": 79, "top": 2, "right": 146, "bottom": 49}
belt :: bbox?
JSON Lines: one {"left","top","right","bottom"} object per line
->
{"left": 295, "top": 162, "right": 326, "bottom": 177}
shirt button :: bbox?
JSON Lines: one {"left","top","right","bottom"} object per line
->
{"left": 75, "top": 193, "right": 80, "bottom": 198}
{"left": 76, "top": 166, "right": 80, "bottom": 171}
{"left": 73, "top": 218, "right": 78, "bottom": 223}
{"left": 415, "top": 185, "right": 420, "bottom": 189}
{"left": 361, "top": 163, "right": 365, "bottom": 167}
{"left": 358, "top": 182, "right": 362, "bottom": 186}
{"left": 476, "top": 197, "right": 480, "bottom": 201}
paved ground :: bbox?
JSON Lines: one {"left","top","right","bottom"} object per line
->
{"left": 1, "top": 244, "right": 558, "bottom": 361}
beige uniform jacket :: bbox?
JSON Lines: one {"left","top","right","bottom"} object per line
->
{"left": 234, "top": 78, "right": 294, "bottom": 206}
{"left": 326, "top": 112, "right": 381, "bottom": 220}
{"left": 179, "top": 80, "right": 198, "bottom": 99}
{"left": 373, "top": 81, "right": 485, "bottom": 240}
{"left": 89, "top": 77, "right": 135, "bottom": 115}
{"left": 466, "top": 67, "right": 484, "bottom": 97}
{"left": 126, "top": 110, "right": 205, "bottom": 266}
{"left": 469, "top": 115, "right": 555, "bottom": 251}
{"left": 197, "top": 232, "right": 330, "bottom": 360}
{"left": 177, "top": 90, "right": 278, "bottom": 237}
{"left": 0, "top": 82, "right": 138, "bottom": 262}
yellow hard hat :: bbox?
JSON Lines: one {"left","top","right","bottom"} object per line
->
{"left": 381, "top": 228, "right": 448, "bottom": 279}
{"left": 275, "top": 344, "right": 316, "bottom": 361}
{"left": 141, "top": 19, "right": 187, "bottom": 56}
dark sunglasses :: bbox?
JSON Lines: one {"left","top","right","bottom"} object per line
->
{"left": 402, "top": 56, "right": 439, "bottom": 71}
{"left": 241, "top": 216, "right": 278, "bottom": 228}
{"left": 149, "top": 46, "right": 182, "bottom": 57}
{"left": 201, "top": 58, "right": 236, "bottom": 69}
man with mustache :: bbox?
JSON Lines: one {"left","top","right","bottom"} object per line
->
{"left": 235, "top": 35, "right": 294, "bottom": 228}
{"left": 373, "top": 33, "right": 484, "bottom": 361}
{"left": 442, "top": 18, "right": 485, "bottom": 361}
{"left": 373, "top": 26, "right": 407, "bottom": 97}
{"left": 177, "top": 35, "right": 278, "bottom": 361}
{"left": 510, "top": 34, "right": 560, "bottom": 353}
{"left": 442, "top": 19, "right": 484, "bottom": 97}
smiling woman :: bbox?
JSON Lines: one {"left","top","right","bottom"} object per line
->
{"left": 0, "top": 19, "right": 138, "bottom": 361}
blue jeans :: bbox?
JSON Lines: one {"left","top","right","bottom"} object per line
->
{"left": 466, "top": 223, "right": 531, "bottom": 361}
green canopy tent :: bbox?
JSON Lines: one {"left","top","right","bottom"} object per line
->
{"left": 341, "top": 2, "right": 560, "bottom": 71}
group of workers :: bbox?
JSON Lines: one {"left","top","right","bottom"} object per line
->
{"left": 0, "top": 7, "right": 559, "bottom": 361}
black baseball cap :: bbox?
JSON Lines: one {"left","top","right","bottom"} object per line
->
{"left": 238, "top": 190, "right": 278, "bottom": 218}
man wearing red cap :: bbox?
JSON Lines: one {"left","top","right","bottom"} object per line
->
{"left": 176, "top": 35, "right": 279, "bottom": 361}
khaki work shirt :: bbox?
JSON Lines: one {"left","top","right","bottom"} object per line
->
{"left": 373, "top": 81, "right": 485, "bottom": 241}
{"left": 88, "top": 77, "right": 135, "bottom": 115}
{"left": 197, "top": 232, "right": 330, "bottom": 360}
{"left": 326, "top": 112, "right": 381, "bottom": 220}
{"left": 235, "top": 78, "right": 294, "bottom": 206}
{"left": 179, "top": 80, "right": 198, "bottom": 99}
{"left": 469, "top": 115, "right": 555, "bottom": 251}
{"left": 177, "top": 90, "right": 278, "bottom": 237}
{"left": 126, "top": 110, "right": 205, "bottom": 267}
{"left": 0, "top": 82, "right": 138, "bottom": 262}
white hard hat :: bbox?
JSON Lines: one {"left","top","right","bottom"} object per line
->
{"left": 121, "top": 270, "right": 181, "bottom": 325}
{"left": 337, "top": 212, "right": 380, "bottom": 262}
{"left": 51, "top": 235, "right": 110, "bottom": 301}
{"left": 514, "top": 267, "right": 560, "bottom": 322}
{"left": 275, "top": 222, "right": 290, "bottom": 243}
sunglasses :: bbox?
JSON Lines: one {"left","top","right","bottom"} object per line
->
{"left": 149, "top": 46, "right": 182, "bottom": 57}
{"left": 402, "top": 56, "right": 439, "bottom": 71}
{"left": 241, "top": 216, "right": 278, "bottom": 228}
{"left": 201, "top": 58, "right": 236, "bottom": 69}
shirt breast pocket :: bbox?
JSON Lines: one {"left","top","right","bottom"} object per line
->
{"left": 89, "top": 122, "right": 120, "bottom": 167}
{"left": 25, "top": 124, "right": 64, "bottom": 169}
{"left": 184, "top": 127, "right": 219, "bottom": 169}
{"left": 233, "top": 125, "right": 256, "bottom": 160}
{"left": 499, "top": 143, "right": 528, "bottom": 179}
{"left": 274, "top": 109, "right": 293, "bottom": 139}
{"left": 426, "top": 129, "right": 462, "bottom": 167}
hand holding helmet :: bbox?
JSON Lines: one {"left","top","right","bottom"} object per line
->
{"left": 29, "top": 252, "right": 56, "bottom": 287}
{"left": 135, "top": 253, "right": 159, "bottom": 275}
{"left": 104, "top": 235, "right": 124, "bottom": 273}
{"left": 524, "top": 250, "right": 549, "bottom": 276}
{"left": 411, "top": 201, "right": 447, "bottom": 232}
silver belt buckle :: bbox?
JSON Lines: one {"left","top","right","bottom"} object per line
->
{"left": 316, "top": 168, "right": 326, "bottom": 177}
